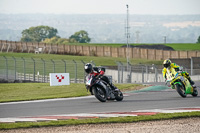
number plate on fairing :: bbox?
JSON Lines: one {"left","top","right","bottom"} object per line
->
{"left": 180, "top": 76, "right": 184, "bottom": 81}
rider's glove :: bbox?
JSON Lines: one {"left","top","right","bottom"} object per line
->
{"left": 177, "top": 69, "right": 182, "bottom": 73}
{"left": 177, "top": 71, "right": 182, "bottom": 73}
{"left": 176, "top": 67, "right": 183, "bottom": 73}
{"left": 179, "top": 67, "right": 183, "bottom": 71}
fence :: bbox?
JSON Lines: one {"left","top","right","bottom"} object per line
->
{"left": 1, "top": 40, "right": 200, "bottom": 60}
{"left": 1, "top": 56, "right": 200, "bottom": 84}
{"left": 0, "top": 56, "right": 88, "bottom": 83}
{"left": 106, "top": 62, "right": 200, "bottom": 83}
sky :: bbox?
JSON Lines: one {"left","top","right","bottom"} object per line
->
{"left": 0, "top": 0, "right": 200, "bottom": 15}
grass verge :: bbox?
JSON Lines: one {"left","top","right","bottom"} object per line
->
{"left": 0, "top": 52, "right": 162, "bottom": 66}
{"left": 0, "top": 83, "right": 144, "bottom": 103}
{"left": 0, "top": 111, "right": 200, "bottom": 130}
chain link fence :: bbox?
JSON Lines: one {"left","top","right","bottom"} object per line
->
{"left": 0, "top": 56, "right": 87, "bottom": 83}
{"left": 106, "top": 62, "right": 200, "bottom": 83}
{"left": 1, "top": 56, "right": 200, "bottom": 84}
{"left": 105, "top": 62, "right": 162, "bottom": 83}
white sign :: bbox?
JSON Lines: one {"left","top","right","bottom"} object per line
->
{"left": 50, "top": 73, "right": 70, "bottom": 86}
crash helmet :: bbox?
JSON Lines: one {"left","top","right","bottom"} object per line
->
{"left": 84, "top": 63, "right": 93, "bottom": 74}
{"left": 163, "top": 59, "right": 171, "bottom": 68}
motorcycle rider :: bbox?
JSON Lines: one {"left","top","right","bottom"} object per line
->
{"left": 84, "top": 63, "right": 119, "bottom": 92}
{"left": 162, "top": 59, "right": 196, "bottom": 88}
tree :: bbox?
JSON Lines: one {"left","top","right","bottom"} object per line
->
{"left": 43, "top": 36, "right": 69, "bottom": 44}
{"left": 69, "top": 30, "right": 91, "bottom": 43}
{"left": 20, "top": 25, "right": 59, "bottom": 42}
{"left": 197, "top": 36, "right": 200, "bottom": 43}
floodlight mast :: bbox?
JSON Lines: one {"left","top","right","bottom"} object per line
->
{"left": 126, "top": 4, "right": 130, "bottom": 71}
{"left": 163, "top": 36, "right": 167, "bottom": 44}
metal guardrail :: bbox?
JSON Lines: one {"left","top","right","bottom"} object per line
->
{"left": 0, "top": 56, "right": 86, "bottom": 83}
{"left": 108, "top": 62, "right": 200, "bottom": 83}
{"left": 1, "top": 56, "right": 200, "bottom": 84}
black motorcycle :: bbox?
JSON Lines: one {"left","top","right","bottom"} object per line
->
{"left": 85, "top": 75, "right": 123, "bottom": 102}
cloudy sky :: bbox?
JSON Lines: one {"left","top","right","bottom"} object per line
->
{"left": 0, "top": 0, "right": 200, "bottom": 15}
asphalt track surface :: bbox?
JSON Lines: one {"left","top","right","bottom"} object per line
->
{"left": 0, "top": 82, "right": 200, "bottom": 118}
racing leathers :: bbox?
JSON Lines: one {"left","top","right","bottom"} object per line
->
{"left": 162, "top": 63, "right": 195, "bottom": 86}
{"left": 88, "top": 67, "right": 118, "bottom": 91}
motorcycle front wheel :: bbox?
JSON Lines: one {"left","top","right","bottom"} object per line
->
{"left": 175, "top": 84, "right": 186, "bottom": 98}
{"left": 94, "top": 87, "right": 107, "bottom": 102}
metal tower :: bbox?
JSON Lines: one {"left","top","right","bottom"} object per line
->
{"left": 125, "top": 4, "right": 131, "bottom": 83}
{"left": 125, "top": 4, "right": 130, "bottom": 66}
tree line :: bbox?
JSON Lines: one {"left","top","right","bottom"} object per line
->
{"left": 20, "top": 25, "right": 200, "bottom": 44}
{"left": 20, "top": 25, "right": 91, "bottom": 44}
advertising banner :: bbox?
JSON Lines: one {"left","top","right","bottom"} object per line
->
{"left": 50, "top": 73, "right": 70, "bottom": 86}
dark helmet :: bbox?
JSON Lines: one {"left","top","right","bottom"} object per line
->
{"left": 84, "top": 63, "right": 93, "bottom": 74}
{"left": 163, "top": 59, "right": 171, "bottom": 68}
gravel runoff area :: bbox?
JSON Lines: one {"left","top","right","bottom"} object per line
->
{"left": 1, "top": 117, "right": 200, "bottom": 133}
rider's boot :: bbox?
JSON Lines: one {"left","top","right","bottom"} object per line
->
{"left": 188, "top": 77, "right": 196, "bottom": 88}
{"left": 110, "top": 83, "right": 119, "bottom": 92}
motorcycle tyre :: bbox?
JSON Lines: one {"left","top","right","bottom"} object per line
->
{"left": 114, "top": 90, "right": 124, "bottom": 101}
{"left": 94, "top": 87, "right": 107, "bottom": 102}
{"left": 175, "top": 84, "right": 186, "bottom": 98}
{"left": 192, "top": 88, "right": 198, "bottom": 97}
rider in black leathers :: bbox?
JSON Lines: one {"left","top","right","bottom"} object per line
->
{"left": 84, "top": 63, "right": 119, "bottom": 92}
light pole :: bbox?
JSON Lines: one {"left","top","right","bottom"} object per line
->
{"left": 163, "top": 36, "right": 167, "bottom": 44}
{"left": 125, "top": 4, "right": 131, "bottom": 83}
{"left": 126, "top": 4, "right": 130, "bottom": 71}
{"left": 136, "top": 31, "right": 140, "bottom": 43}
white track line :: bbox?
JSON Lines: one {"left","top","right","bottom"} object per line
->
{"left": 0, "top": 96, "right": 94, "bottom": 105}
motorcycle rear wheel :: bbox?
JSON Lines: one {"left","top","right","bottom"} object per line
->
{"left": 94, "top": 87, "right": 107, "bottom": 102}
{"left": 192, "top": 88, "right": 198, "bottom": 97}
{"left": 114, "top": 91, "right": 123, "bottom": 101}
{"left": 175, "top": 84, "right": 186, "bottom": 98}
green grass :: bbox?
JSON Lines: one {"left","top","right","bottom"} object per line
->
{"left": 0, "top": 83, "right": 88, "bottom": 102}
{"left": 62, "top": 43, "right": 200, "bottom": 51}
{"left": 0, "top": 83, "right": 143, "bottom": 103}
{"left": 165, "top": 43, "right": 200, "bottom": 51}
{"left": 0, "top": 52, "right": 163, "bottom": 66}
{"left": 0, "top": 111, "right": 199, "bottom": 130}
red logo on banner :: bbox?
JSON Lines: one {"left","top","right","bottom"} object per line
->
{"left": 56, "top": 75, "right": 65, "bottom": 82}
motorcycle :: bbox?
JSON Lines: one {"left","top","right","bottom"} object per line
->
{"left": 85, "top": 75, "right": 123, "bottom": 102}
{"left": 165, "top": 67, "right": 198, "bottom": 98}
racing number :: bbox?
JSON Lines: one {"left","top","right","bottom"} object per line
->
{"left": 169, "top": 72, "right": 174, "bottom": 78}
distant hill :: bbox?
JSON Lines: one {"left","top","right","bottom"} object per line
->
{"left": 0, "top": 14, "right": 200, "bottom": 43}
